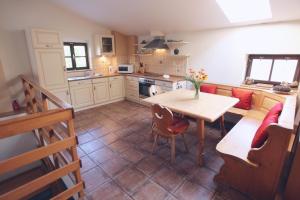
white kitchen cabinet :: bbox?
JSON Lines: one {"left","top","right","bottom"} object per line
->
{"left": 92, "top": 78, "right": 110, "bottom": 104}
{"left": 31, "top": 28, "right": 63, "bottom": 49}
{"left": 70, "top": 80, "right": 94, "bottom": 109}
{"left": 48, "top": 87, "right": 71, "bottom": 109}
{"left": 50, "top": 87, "right": 71, "bottom": 104}
{"left": 109, "top": 76, "right": 124, "bottom": 100}
{"left": 34, "top": 48, "right": 68, "bottom": 89}
{"left": 68, "top": 76, "right": 125, "bottom": 111}
{"left": 125, "top": 76, "right": 139, "bottom": 102}
{"left": 94, "top": 34, "right": 115, "bottom": 56}
{"left": 26, "top": 28, "right": 68, "bottom": 93}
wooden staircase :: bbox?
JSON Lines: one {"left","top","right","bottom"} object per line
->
{"left": 0, "top": 75, "right": 84, "bottom": 199}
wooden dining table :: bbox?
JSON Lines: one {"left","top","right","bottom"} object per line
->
{"left": 143, "top": 89, "right": 239, "bottom": 166}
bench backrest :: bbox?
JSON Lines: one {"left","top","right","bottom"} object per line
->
{"left": 204, "top": 83, "right": 287, "bottom": 113}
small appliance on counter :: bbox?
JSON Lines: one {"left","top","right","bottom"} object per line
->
{"left": 118, "top": 64, "right": 134, "bottom": 74}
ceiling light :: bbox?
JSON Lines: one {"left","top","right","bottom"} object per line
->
{"left": 216, "top": 0, "right": 272, "bottom": 23}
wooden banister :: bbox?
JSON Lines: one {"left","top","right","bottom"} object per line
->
{"left": 0, "top": 161, "right": 81, "bottom": 200}
{"left": 50, "top": 182, "right": 84, "bottom": 200}
{"left": 0, "top": 137, "right": 76, "bottom": 175}
{"left": 19, "top": 75, "right": 72, "bottom": 110}
{"left": 0, "top": 109, "right": 72, "bottom": 138}
{"left": 0, "top": 75, "right": 84, "bottom": 199}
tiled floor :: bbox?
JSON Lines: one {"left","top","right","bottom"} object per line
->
{"left": 74, "top": 101, "right": 250, "bottom": 200}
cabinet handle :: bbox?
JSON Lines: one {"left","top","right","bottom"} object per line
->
{"left": 110, "top": 84, "right": 111, "bottom": 88}
{"left": 66, "top": 90, "right": 69, "bottom": 95}
{"left": 94, "top": 86, "right": 96, "bottom": 90}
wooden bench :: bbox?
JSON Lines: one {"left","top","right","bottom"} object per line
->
{"left": 212, "top": 83, "right": 297, "bottom": 200}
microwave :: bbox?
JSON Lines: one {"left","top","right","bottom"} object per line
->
{"left": 118, "top": 64, "right": 134, "bottom": 73}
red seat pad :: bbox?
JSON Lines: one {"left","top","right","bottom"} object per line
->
{"left": 232, "top": 88, "right": 253, "bottom": 110}
{"left": 168, "top": 117, "right": 189, "bottom": 134}
{"left": 200, "top": 84, "right": 217, "bottom": 94}
{"left": 251, "top": 103, "right": 283, "bottom": 148}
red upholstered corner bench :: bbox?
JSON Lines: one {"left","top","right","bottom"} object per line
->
{"left": 203, "top": 83, "right": 297, "bottom": 200}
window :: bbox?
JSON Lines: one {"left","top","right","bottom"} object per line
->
{"left": 245, "top": 54, "right": 300, "bottom": 84}
{"left": 63, "top": 42, "right": 89, "bottom": 70}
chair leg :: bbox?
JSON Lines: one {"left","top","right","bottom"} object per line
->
{"left": 171, "top": 136, "right": 176, "bottom": 163}
{"left": 182, "top": 134, "right": 189, "bottom": 153}
{"left": 152, "top": 134, "right": 158, "bottom": 154}
{"left": 150, "top": 121, "right": 155, "bottom": 141}
{"left": 220, "top": 115, "right": 227, "bottom": 137}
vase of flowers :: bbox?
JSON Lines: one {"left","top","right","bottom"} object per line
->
{"left": 185, "top": 68, "right": 208, "bottom": 99}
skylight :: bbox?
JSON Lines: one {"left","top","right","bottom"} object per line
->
{"left": 216, "top": 0, "right": 272, "bottom": 23}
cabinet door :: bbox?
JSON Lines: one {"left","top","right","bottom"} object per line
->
{"left": 125, "top": 76, "right": 139, "bottom": 101}
{"left": 35, "top": 48, "right": 67, "bottom": 89}
{"left": 48, "top": 87, "right": 71, "bottom": 109}
{"left": 94, "top": 35, "right": 115, "bottom": 56}
{"left": 70, "top": 84, "right": 94, "bottom": 109}
{"left": 31, "top": 29, "right": 62, "bottom": 49}
{"left": 93, "top": 80, "right": 110, "bottom": 104}
{"left": 109, "top": 76, "right": 124, "bottom": 100}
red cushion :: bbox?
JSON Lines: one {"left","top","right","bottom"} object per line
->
{"left": 200, "top": 84, "right": 217, "bottom": 94}
{"left": 251, "top": 114, "right": 279, "bottom": 148}
{"left": 168, "top": 117, "right": 189, "bottom": 134}
{"left": 232, "top": 88, "right": 253, "bottom": 110}
{"left": 263, "top": 102, "right": 283, "bottom": 121}
{"left": 251, "top": 103, "right": 283, "bottom": 148}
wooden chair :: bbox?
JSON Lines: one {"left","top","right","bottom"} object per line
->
{"left": 151, "top": 104, "right": 190, "bottom": 163}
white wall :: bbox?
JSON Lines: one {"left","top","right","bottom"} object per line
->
{"left": 0, "top": 0, "right": 111, "bottom": 110}
{"left": 140, "top": 21, "right": 300, "bottom": 85}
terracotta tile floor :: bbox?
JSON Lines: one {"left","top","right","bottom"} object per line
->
{"left": 74, "top": 101, "right": 250, "bottom": 200}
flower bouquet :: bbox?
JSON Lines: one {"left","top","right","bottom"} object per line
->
{"left": 185, "top": 68, "right": 208, "bottom": 99}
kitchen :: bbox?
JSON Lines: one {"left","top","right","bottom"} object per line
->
{"left": 1, "top": 1, "right": 300, "bottom": 200}
{"left": 25, "top": 28, "right": 188, "bottom": 111}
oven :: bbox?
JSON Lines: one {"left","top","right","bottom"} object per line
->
{"left": 139, "top": 78, "right": 156, "bottom": 98}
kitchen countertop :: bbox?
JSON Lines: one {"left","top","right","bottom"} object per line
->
{"left": 68, "top": 72, "right": 185, "bottom": 83}
{"left": 127, "top": 73, "right": 185, "bottom": 83}
{"left": 67, "top": 73, "right": 121, "bottom": 81}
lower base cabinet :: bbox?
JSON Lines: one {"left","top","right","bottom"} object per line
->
{"left": 109, "top": 76, "right": 124, "bottom": 100}
{"left": 69, "top": 76, "right": 125, "bottom": 110}
{"left": 70, "top": 81, "right": 94, "bottom": 109}
{"left": 49, "top": 87, "right": 71, "bottom": 109}
{"left": 125, "top": 76, "right": 139, "bottom": 103}
{"left": 93, "top": 78, "right": 110, "bottom": 104}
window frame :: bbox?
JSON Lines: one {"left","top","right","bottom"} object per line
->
{"left": 245, "top": 54, "right": 300, "bottom": 84}
{"left": 63, "top": 42, "right": 90, "bottom": 71}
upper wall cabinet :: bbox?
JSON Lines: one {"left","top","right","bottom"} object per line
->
{"left": 94, "top": 34, "right": 115, "bottom": 56}
{"left": 31, "top": 29, "right": 63, "bottom": 49}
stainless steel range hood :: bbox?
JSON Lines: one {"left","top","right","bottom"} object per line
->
{"left": 143, "top": 36, "right": 169, "bottom": 50}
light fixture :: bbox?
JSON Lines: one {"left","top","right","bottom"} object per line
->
{"left": 216, "top": 0, "right": 272, "bottom": 23}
